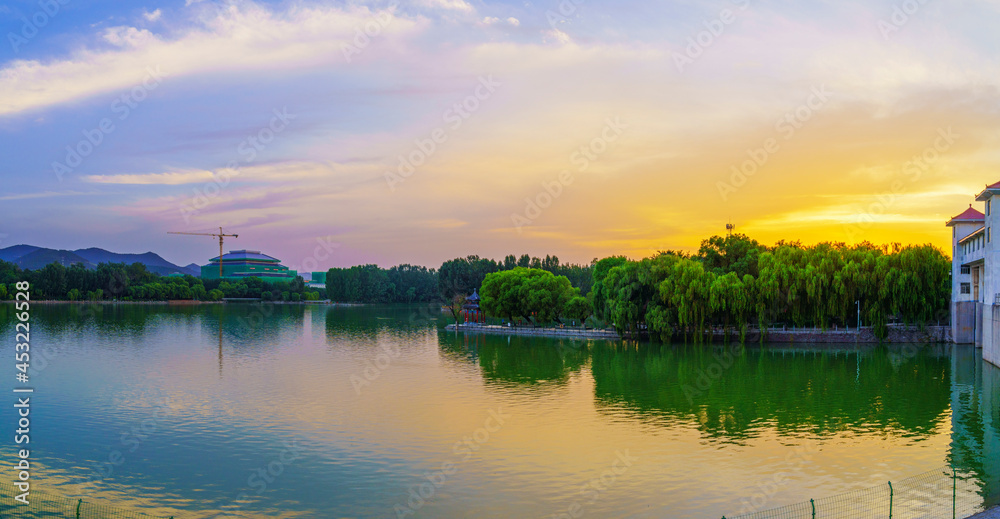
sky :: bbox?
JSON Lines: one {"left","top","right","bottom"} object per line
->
{"left": 1, "top": 0, "right": 999, "bottom": 271}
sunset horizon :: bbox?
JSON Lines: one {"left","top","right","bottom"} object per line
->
{"left": 4, "top": 0, "right": 999, "bottom": 269}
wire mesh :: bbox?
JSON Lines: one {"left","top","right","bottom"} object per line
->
{"left": 0, "top": 482, "right": 170, "bottom": 519}
{"left": 724, "top": 465, "right": 994, "bottom": 519}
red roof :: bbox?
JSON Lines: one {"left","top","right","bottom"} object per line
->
{"left": 947, "top": 205, "right": 985, "bottom": 226}
{"left": 976, "top": 180, "right": 1000, "bottom": 201}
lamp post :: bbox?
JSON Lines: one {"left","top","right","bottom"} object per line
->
{"left": 856, "top": 300, "right": 861, "bottom": 329}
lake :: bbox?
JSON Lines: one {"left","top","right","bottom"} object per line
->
{"left": 0, "top": 303, "right": 998, "bottom": 518}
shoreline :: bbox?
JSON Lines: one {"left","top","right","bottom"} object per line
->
{"left": 446, "top": 323, "right": 953, "bottom": 343}
{"left": 445, "top": 323, "right": 621, "bottom": 340}
{"left": 968, "top": 506, "right": 1000, "bottom": 518}
{"left": 0, "top": 300, "right": 363, "bottom": 306}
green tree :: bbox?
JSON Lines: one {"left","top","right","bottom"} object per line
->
{"left": 438, "top": 255, "right": 499, "bottom": 300}
{"left": 660, "top": 259, "right": 715, "bottom": 341}
{"left": 590, "top": 256, "right": 629, "bottom": 321}
{"left": 563, "top": 296, "right": 593, "bottom": 326}
{"left": 697, "top": 233, "right": 766, "bottom": 278}
{"left": 480, "top": 268, "right": 577, "bottom": 325}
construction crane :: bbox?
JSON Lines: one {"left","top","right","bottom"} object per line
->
{"left": 168, "top": 227, "right": 239, "bottom": 279}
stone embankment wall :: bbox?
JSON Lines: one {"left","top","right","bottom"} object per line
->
{"left": 749, "top": 325, "right": 952, "bottom": 344}
{"left": 446, "top": 323, "right": 953, "bottom": 343}
{"left": 444, "top": 324, "right": 620, "bottom": 340}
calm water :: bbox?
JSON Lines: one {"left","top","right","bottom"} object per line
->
{"left": 0, "top": 303, "right": 998, "bottom": 518}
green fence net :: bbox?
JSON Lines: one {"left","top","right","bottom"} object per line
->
{"left": 0, "top": 481, "right": 171, "bottom": 519}
{"left": 724, "top": 466, "right": 994, "bottom": 519}
{"left": 1, "top": 465, "right": 995, "bottom": 518}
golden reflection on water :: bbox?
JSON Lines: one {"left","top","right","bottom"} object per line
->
{"left": 0, "top": 303, "right": 996, "bottom": 518}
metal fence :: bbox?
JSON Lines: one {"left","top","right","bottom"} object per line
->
{"left": 724, "top": 466, "right": 995, "bottom": 519}
{"left": 0, "top": 481, "right": 172, "bottom": 519}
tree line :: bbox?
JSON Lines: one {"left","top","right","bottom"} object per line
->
{"left": 325, "top": 254, "right": 594, "bottom": 304}
{"left": 2, "top": 235, "right": 952, "bottom": 341}
{"left": 0, "top": 261, "right": 320, "bottom": 302}
{"left": 592, "top": 235, "right": 950, "bottom": 341}
{"left": 325, "top": 264, "right": 438, "bottom": 304}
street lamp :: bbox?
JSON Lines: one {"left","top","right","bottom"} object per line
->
{"left": 856, "top": 300, "right": 861, "bottom": 329}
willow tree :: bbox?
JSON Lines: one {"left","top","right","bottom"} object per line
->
{"left": 660, "top": 259, "right": 715, "bottom": 342}
{"left": 591, "top": 256, "right": 629, "bottom": 321}
{"left": 709, "top": 272, "right": 753, "bottom": 342}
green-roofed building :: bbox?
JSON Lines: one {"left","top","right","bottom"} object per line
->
{"left": 201, "top": 250, "right": 298, "bottom": 280}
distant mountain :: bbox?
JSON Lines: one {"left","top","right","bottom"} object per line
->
{"left": 15, "top": 249, "right": 94, "bottom": 270}
{"left": 0, "top": 245, "right": 201, "bottom": 276}
{"left": 0, "top": 244, "right": 40, "bottom": 263}
{"left": 73, "top": 248, "right": 200, "bottom": 276}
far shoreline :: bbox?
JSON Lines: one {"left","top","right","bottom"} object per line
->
{"left": 0, "top": 300, "right": 364, "bottom": 306}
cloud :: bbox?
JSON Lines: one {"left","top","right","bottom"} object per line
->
{"left": 83, "top": 162, "right": 337, "bottom": 185}
{"left": 481, "top": 16, "right": 520, "bottom": 26}
{"left": 83, "top": 170, "right": 217, "bottom": 185}
{"left": 102, "top": 26, "right": 156, "bottom": 47}
{"left": 543, "top": 29, "right": 571, "bottom": 45}
{"left": 418, "top": 0, "right": 474, "bottom": 12}
{"left": 0, "top": 191, "right": 99, "bottom": 201}
{"left": 0, "top": 2, "right": 422, "bottom": 116}
{"left": 143, "top": 9, "right": 162, "bottom": 22}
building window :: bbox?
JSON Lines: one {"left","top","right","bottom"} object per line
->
{"left": 961, "top": 265, "right": 971, "bottom": 275}
{"left": 961, "top": 283, "right": 971, "bottom": 294}
{"left": 989, "top": 200, "right": 992, "bottom": 216}
{"left": 990, "top": 227, "right": 992, "bottom": 243}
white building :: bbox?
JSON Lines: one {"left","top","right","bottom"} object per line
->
{"left": 948, "top": 184, "right": 1000, "bottom": 367}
